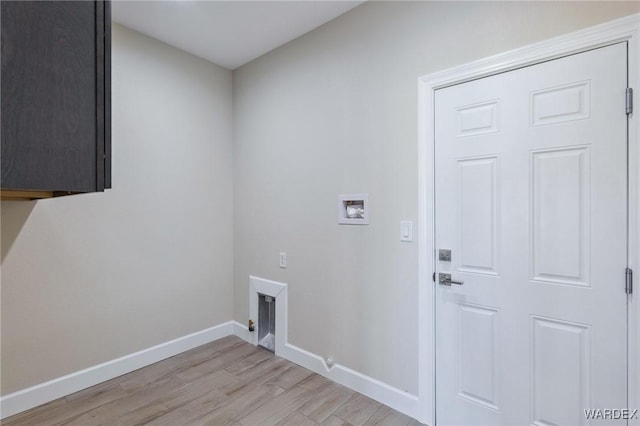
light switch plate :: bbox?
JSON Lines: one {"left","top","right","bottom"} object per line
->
{"left": 279, "top": 252, "right": 287, "bottom": 268}
{"left": 400, "top": 221, "right": 413, "bottom": 242}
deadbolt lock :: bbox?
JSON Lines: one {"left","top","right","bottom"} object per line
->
{"left": 439, "top": 249, "right": 452, "bottom": 262}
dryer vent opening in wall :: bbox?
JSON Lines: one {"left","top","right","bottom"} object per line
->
{"left": 249, "top": 276, "right": 287, "bottom": 354}
{"left": 258, "top": 294, "right": 276, "bottom": 352}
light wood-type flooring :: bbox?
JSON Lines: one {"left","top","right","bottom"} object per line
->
{"left": 4, "top": 336, "right": 422, "bottom": 426}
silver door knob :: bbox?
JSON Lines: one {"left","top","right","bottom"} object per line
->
{"left": 439, "top": 273, "right": 464, "bottom": 286}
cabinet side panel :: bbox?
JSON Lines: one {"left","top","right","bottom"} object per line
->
{"left": 95, "top": 0, "right": 105, "bottom": 191}
{"left": 104, "top": 0, "right": 112, "bottom": 189}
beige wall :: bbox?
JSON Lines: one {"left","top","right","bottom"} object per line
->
{"left": 233, "top": 1, "right": 640, "bottom": 395}
{"left": 0, "top": 24, "right": 234, "bottom": 395}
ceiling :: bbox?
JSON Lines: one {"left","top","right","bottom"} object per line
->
{"left": 111, "top": 1, "right": 365, "bottom": 70}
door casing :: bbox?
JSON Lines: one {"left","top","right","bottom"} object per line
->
{"left": 417, "top": 14, "right": 640, "bottom": 426}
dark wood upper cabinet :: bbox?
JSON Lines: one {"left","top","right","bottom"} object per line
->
{"left": 1, "top": 1, "right": 111, "bottom": 200}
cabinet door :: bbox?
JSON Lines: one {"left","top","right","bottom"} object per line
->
{"left": 1, "top": 1, "right": 106, "bottom": 193}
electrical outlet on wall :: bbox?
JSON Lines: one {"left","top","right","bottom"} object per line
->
{"left": 279, "top": 252, "right": 287, "bottom": 268}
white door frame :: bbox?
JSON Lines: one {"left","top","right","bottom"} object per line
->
{"left": 417, "top": 14, "right": 640, "bottom": 426}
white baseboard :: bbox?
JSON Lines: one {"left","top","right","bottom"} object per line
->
{"left": 279, "top": 342, "right": 419, "bottom": 419}
{"left": 232, "top": 319, "right": 252, "bottom": 343}
{"left": 232, "top": 320, "right": 419, "bottom": 420}
{"left": 0, "top": 321, "right": 234, "bottom": 420}
{"left": 2, "top": 319, "right": 418, "bottom": 422}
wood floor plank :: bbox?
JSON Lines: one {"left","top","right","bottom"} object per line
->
{"left": 299, "top": 382, "right": 355, "bottom": 423}
{"left": 363, "top": 405, "right": 413, "bottom": 426}
{"left": 236, "top": 384, "right": 324, "bottom": 426}
{"left": 297, "top": 373, "right": 333, "bottom": 392}
{"left": 333, "top": 394, "right": 382, "bottom": 426}
{"left": 1, "top": 398, "right": 68, "bottom": 426}
{"left": 118, "top": 337, "right": 247, "bottom": 393}
{"left": 175, "top": 355, "right": 226, "bottom": 383}
{"left": 50, "top": 376, "right": 184, "bottom": 426}
{"left": 319, "top": 415, "right": 353, "bottom": 426}
{"left": 3, "top": 379, "right": 128, "bottom": 426}
{"left": 115, "top": 402, "right": 170, "bottom": 426}
{"left": 210, "top": 339, "right": 260, "bottom": 365}
{"left": 275, "top": 410, "right": 319, "bottom": 426}
{"left": 127, "top": 375, "right": 187, "bottom": 410}
{"left": 161, "top": 369, "right": 238, "bottom": 410}
{"left": 143, "top": 388, "right": 229, "bottom": 426}
{"left": 118, "top": 356, "right": 188, "bottom": 392}
{"left": 224, "top": 347, "right": 274, "bottom": 375}
{"left": 195, "top": 383, "right": 285, "bottom": 426}
{"left": 4, "top": 338, "right": 415, "bottom": 426}
{"left": 60, "top": 399, "right": 168, "bottom": 426}
{"left": 266, "top": 364, "right": 314, "bottom": 389}
{"left": 222, "top": 357, "right": 292, "bottom": 398}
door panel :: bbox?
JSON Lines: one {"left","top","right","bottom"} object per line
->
{"left": 458, "top": 303, "right": 501, "bottom": 410}
{"left": 458, "top": 156, "right": 500, "bottom": 275}
{"left": 531, "top": 146, "right": 590, "bottom": 286}
{"left": 531, "top": 316, "right": 591, "bottom": 426}
{"left": 435, "top": 43, "right": 628, "bottom": 426}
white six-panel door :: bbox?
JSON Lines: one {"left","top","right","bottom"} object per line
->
{"left": 435, "top": 42, "right": 628, "bottom": 425}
